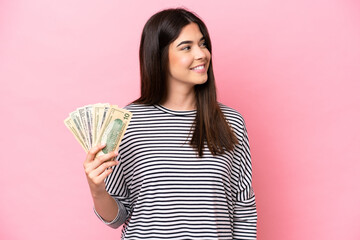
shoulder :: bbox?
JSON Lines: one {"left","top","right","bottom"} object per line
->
{"left": 123, "top": 103, "right": 153, "bottom": 111}
{"left": 122, "top": 103, "right": 158, "bottom": 116}
{"left": 218, "top": 102, "right": 247, "bottom": 140}
{"left": 218, "top": 103, "right": 246, "bottom": 127}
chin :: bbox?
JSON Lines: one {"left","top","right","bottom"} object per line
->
{"left": 195, "top": 78, "right": 208, "bottom": 85}
{"left": 190, "top": 73, "right": 208, "bottom": 84}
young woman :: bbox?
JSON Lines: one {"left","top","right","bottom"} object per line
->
{"left": 83, "top": 8, "right": 257, "bottom": 239}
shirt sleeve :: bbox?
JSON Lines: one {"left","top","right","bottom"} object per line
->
{"left": 233, "top": 121, "right": 258, "bottom": 239}
{"left": 93, "top": 198, "right": 128, "bottom": 229}
{"left": 93, "top": 155, "right": 132, "bottom": 229}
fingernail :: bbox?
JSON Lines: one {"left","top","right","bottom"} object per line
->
{"left": 114, "top": 151, "right": 118, "bottom": 156}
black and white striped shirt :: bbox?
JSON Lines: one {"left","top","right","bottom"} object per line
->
{"left": 94, "top": 103, "right": 257, "bottom": 239}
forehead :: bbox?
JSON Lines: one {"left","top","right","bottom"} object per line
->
{"left": 173, "top": 22, "right": 204, "bottom": 43}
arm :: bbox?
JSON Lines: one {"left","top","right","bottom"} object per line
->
{"left": 83, "top": 144, "right": 128, "bottom": 228}
{"left": 92, "top": 193, "right": 128, "bottom": 229}
{"left": 233, "top": 194, "right": 257, "bottom": 239}
{"left": 233, "top": 123, "right": 257, "bottom": 239}
{"left": 93, "top": 191, "right": 118, "bottom": 222}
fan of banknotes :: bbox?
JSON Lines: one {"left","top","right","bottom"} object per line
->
{"left": 64, "top": 103, "right": 132, "bottom": 157}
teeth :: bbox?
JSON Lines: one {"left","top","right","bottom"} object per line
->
{"left": 192, "top": 65, "right": 204, "bottom": 70}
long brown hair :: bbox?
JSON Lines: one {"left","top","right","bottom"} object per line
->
{"left": 133, "top": 8, "right": 238, "bottom": 157}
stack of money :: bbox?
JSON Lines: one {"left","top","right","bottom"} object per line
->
{"left": 64, "top": 103, "right": 132, "bottom": 157}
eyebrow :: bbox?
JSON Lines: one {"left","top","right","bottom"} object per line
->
{"left": 176, "top": 37, "right": 205, "bottom": 47}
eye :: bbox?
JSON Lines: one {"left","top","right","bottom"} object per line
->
{"left": 200, "top": 41, "right": 207, "bottom": 48}
{"left": 181, "top": 45, "right": 191, "bottom": 51}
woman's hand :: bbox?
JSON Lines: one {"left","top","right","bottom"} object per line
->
{"left": 83, "top": 144, "right": 119, "bottom": 198}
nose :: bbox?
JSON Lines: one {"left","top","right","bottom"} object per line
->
{"left": 193, "top": 46, "right": 207, "bottom": 60}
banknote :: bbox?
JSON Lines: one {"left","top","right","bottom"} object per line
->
{"left": 99, "top": 103, "right": 110, "bottom": 138}
{"left": 70, "top": 110, "right": 89, "bottom": 150}
{"left": 64, "top": 104, "right": 132, "bottom": 156}
{"left": 85, "top": 105, "right": 94, "bottom": 147}
{"left": 64, "top": 117, "right": 88, "bottom": 152}
{"left": 92, "top": 103, "right": 103, "bottom": 145}
{"left": 95, "top": 106, "right": 132, "bottom": 157}
{"left": 77, "top": 107, "right": 90, "bottom": 149}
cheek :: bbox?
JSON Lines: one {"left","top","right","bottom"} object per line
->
{"left": 171, "top": 55, "right": 193, "bottom": 69}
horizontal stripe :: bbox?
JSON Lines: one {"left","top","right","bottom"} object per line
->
{"left": 94, "top": 103, "right": 257, "bottom": 239}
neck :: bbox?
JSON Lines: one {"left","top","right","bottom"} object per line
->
{"left": 160, "top": 82, "right": 196, "bottom": 111}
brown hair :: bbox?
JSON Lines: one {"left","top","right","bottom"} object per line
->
{"left": 133, "top": 8, "right": 238, "bottom": 157}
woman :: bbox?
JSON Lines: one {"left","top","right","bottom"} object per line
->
{"left": 83, "top": 8, "right": 257, "bottom": 239}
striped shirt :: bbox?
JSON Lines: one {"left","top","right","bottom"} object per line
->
{"left": 94, "top": 103, "right": 257, "bottom": 239}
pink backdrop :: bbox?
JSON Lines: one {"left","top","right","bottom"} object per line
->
{"left": 1, "top": 0, "right": 359, "bottom": 239}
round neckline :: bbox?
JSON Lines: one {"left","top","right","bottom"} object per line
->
{"left": 153, "top": 104, "right": 196, "bottom": 116}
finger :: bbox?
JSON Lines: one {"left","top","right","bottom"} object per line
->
{"left": 97, "top": 151, "right": 118, "bottom": 163}
{"left": 92, "top": 162, "right": 119, "bottom": 184}
{"left": 89, "top": 160, "right": 119, "bottom": 179}
{"left": 91, "top": 151, "right": 118, "bottom": 171}
{"left": 85, "top": 143, "right": 106, "bottom": 164}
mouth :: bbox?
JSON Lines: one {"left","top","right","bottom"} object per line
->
{"left": 190, "top": 64, "right": 207, "bottom": 73}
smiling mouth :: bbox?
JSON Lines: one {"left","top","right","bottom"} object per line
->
{"left": 190, "top": 64, "right": 205, "bottom": 70}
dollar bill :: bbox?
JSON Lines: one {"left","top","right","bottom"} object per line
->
{"left": 77, "top": 107, "right": 90, "bottom": 149}
{"left": 101, "top": 104, "right": 110, "bottom": 130}
{"left": 65, "top": 103, "right": 132, "bottom": 156}
{"left": 92, "top": 103, "right": 103, "bottom": 145}
{"left": 95, "top": 106, "right": 132, "bottom": 158}
{"left": 85, "top": 105, "right": 94, "bottom": 148}
{"left": 64, "top": 117, "right": 88, "bottom": 152}
{"left": 70, "top": 110, "right": 89, "bottom": 150}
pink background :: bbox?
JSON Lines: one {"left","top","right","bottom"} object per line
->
{"left": 1, "top": 0, "right": 359, "bottom": 239}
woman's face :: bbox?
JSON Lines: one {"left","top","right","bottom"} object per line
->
{"left": 167, "top": 22, "right": 211, "bottom": 88}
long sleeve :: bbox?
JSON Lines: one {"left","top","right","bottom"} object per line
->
{"left": 93, "top": 154, "right": 132, "bottom": 229}
{"left": 233, "top": 123, "right": 258, "bottom": 239}
{"left": 93, "top": 198, "right": 128, "bottom": 229}
{"left": 91, "top": 103, "right": 258, "bottom": 238}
